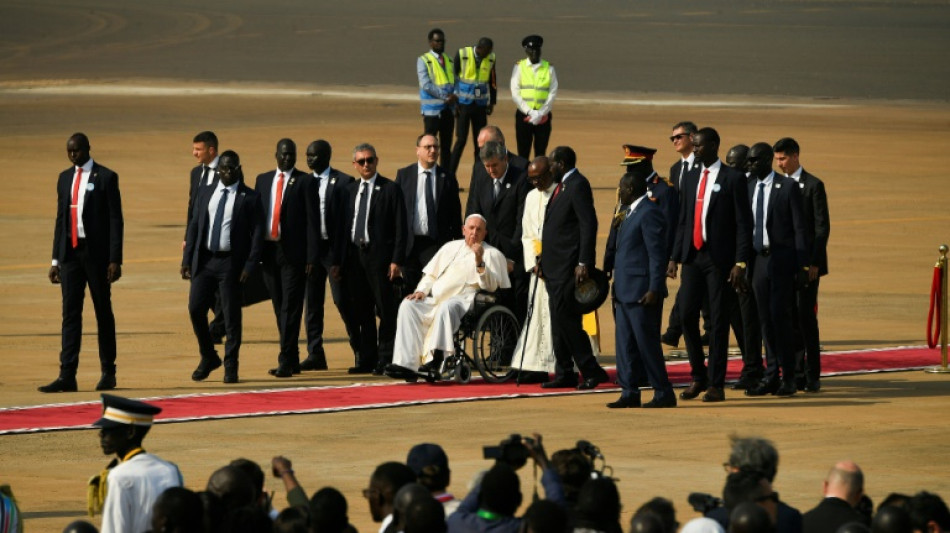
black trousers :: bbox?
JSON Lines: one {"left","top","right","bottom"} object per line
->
{"left": 545, "top": 277, "right": 602, "bottom": 379}
{"left": 58, "top": 241, "right": 116, "bottom": 377}
{"left": 261, "top": 241, "right": 307, "bottom": 369}
{"left": 344, "top": 243, "right": 399, "bottom": 368}
{"left": 305, "top": 240, "right": 358, "bottom": 361}
{"left": 188, "top": 251, "right": 242, "bottom": 369}
{"left": 514, "top": 110, "right": 552, "bottom": 160}
{"left": 680, "top": 250, "right": 736, "bottom": 388}
{"left": 793, "top": 277, "right": 822, "bottom": 383}
{"left": 735, "top": 282, "right": 764, "bottom": 381}
{"left": 751, "top": 253, "right": 797, "bottom": 385}
{"left": 450, "top": 103, "right": 488, "bottom": 174}
{"left": 423, "top": 110, "right": 454, "bottom": 170}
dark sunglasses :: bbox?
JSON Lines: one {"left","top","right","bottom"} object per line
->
{"left": 670, "top": 133, "right": 689, "bottom": 142}
{"left": 355, "top": 157, "right": 376, "bottom": 166}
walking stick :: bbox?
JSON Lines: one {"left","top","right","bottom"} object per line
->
{"left": 516, "top": 256, "right": 543, "bottom": 387}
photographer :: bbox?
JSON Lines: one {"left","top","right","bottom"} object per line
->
{"left": 448, "top": 433, "right": 564, "bottom": 533}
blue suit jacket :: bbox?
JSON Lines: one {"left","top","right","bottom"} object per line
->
{"left": 607, "top": 198, "right": 668, "bottom": 303}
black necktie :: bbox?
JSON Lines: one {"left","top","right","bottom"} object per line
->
{"left": 493, "top": 179, "right": 502, "bottom": 204}
{"left": 679, "top": 160, "right": 688, "bottom": 190}
{"left": 425, "top": 171, "right": 437, "bottom": 238}
{"left": 354, "top": 182, "right": 369, "bottom": 245}
{"left": 210, "top": 189, "right": 228, "bottom": 252}
{"left": 754, "top": 182, "right": 765, "bottom": 252}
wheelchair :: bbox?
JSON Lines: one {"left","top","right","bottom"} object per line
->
{"left": 421, "top": 291, "right": 521, "bottom": 384}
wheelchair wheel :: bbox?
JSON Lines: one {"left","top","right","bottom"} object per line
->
{"left": 455, "top": 362, "right": 472, "bottom": 384}
{"left": 472, "top": 305, "right": 519, "bottom": 383}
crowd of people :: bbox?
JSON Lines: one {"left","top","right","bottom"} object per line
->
{"left": 38, "top": 28, "right": 831, "bottom": 410}
{"left": 20, "top": 395, "right": 947, "bottom": 533}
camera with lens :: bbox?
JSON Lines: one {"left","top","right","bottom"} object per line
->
{"left": 688, "top": 492, "right": 724, "bottom": 514}
{"left": 483, "top": 433, "right": 533, "bottom": 469}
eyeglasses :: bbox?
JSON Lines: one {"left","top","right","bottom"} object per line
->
{"left": 670, "top": 133, "right": 689, "bottom": 142}
{"left": 355, "top": 157, "right": 376, "bottom": 166}
{"left": 420, "top": 144, "right": 439, "bottom": 151}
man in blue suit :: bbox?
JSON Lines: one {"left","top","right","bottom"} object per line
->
{"left": 603, "top": 173, "right": 676, "bottom": 408}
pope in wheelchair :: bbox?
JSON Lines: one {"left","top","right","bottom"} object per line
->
{"left": 385, "top": 214, "right": 511, "bottom": 381}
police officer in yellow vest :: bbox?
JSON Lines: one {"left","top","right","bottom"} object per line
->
{"left": 510, "top": 35, "right": 558, "bottom": 160}
{"left": 417, "top": 28, "right": 457, "bottom": 170}
{"left": 449, "top": 37, "right": 496, "bottom": 175}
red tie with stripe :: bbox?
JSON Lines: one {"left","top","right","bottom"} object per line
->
{"left": 71, "top": 168, "right": 82, "bottom": 248}
{"left": 692, "top": 169, "right": 709, "bottom": 250}
{"left": 271, "top": 172, "right": 284, "bottom": 239}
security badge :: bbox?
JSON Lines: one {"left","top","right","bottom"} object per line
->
{"left": 289, "top": 177, "right": 295, "bottom": 186}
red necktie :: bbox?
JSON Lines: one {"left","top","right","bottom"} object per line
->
{"left": 70, "top": 168, "right": 82, "bottom": 248}
{"left": 437, "top": 54, "right": 445, "bottom": 69}
{"left": 552, "top": 181, "right": 562, "bottom": 199}
{"left": 271, "top": 172, "right": 284, "bottom": 239}
{"left": 692, "top": 169, "right": 709, "bottom": 250}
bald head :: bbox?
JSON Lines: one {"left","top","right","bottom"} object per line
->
{"left": 477, "top": 125, "right": 505, "bottom": 150}
{"left": 527, "top": 156, "right": 552, "bottom": 191}
{"left": 824, "top": 460, "right": 864, "bottom": 505}
{"left": 206, "top": 465, "right": 256, "bottom": 511}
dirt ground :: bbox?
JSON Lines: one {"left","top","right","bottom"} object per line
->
{"left": 0, "top": 88, "right": 948, "bottom": 532}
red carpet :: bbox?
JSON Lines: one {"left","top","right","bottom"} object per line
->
{"left": 0, "top": 346, "right": 940, "bottom": 435}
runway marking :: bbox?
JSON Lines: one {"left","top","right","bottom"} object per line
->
{"left": 0, "top": 83, "right": 850, "bottom": 109}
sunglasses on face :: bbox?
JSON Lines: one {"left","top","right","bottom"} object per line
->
{"left": 670, "top": 133, "right": 689, "bottom": 142}
{"left": 355, "top": 157, "right": 376, "bottom": 166}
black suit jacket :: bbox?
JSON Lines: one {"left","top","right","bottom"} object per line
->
{"left": 465, "top": 163, "right": 530, "bottom": 266}
{"left": 183, "top": 183, "right": 264, "bottom": 276}
{"left": 540, "top": 169, "right": 598, "bottom": 283}
{"left": 53, "top": 162, "right": 123, "bottom": 265}
{"left": 185, "top": 164, "right": 219, "bottom": 241}
{"left": 316, "top": 167, "right": 355, "bottom": 265}
{"left": 795, "top": 169, "right": 830, "bottom": 276}
{"left": 468, "top": 150, "right": 528, "bottom": 193}
{"left": 255, "top": 168, "right": 319, "bottom": 266}
{"left": 802, "top": 497, "right": 869, "bottom": 533}
{"left": 334, "top": 175, "right": 408, "bottom": 268}
{"left": 748, "top": 173, "right": 811, "bottom": 276}
{"left": 669, "top": 157, "right": 698, "bottom": 192}
{"left": 395, "top": 163, "right": 462, "bottom": 252}
{"left": 672, "top": 161, "right": 752, "bottom": 271}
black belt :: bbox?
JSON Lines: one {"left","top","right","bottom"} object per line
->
{"left": 205, "top": 249, "right": 232, "bottom": 258}
{"left": 756, "top": 248, "right": 771, "bottom": 257}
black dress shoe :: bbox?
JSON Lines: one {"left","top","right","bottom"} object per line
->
{"left": 643, "top": 396, "right": 677, "bottom": 408}
{"left": 268, "top": 366, "right": 294, "bottom": 378}
{"left": 804, "top": 381, "right": 821, "bottom": 393}
{"left": 372, "top": 363, "right": 387, "bottom": 376}
{"left": 515, "top": 371, "right": 550, "bottom": 384}
{"left": 38, "top": 377, "right": 78, "bottom": 393}
{"left": 577, "top": 373, "right": 609, "bottom": 390}
{"left": 95, "top": 374, "right": 117, "bottom": 391}
{"left": 223, "top": 369, "right": 239, "bottom": 384}
{"left": 418, "top": 359, "right": 443, "bottom": 373}
{"left": 541, "top": 375, "right": 579, "bottom": 389}
{"left": 384, "top": 364, "right": 419, "bottom": 381}
{"left": 795, "top": 377, "right": 807, "bottom": 391}
{"left": 745, "top": 380, "right": 779, "bottom": 397}
{"left": 775, "top": 382, "right": 797, "bottom": 397}
{"left": 300, "top": 358, "right": 328, "bottom": 371}
{"left": 702, "top": 387, "right": 725, "bottom": 403}
{"left": 607, "top": 396, "right": 641, "bottom": 408}
{"left": 680, "top": 381, "right": 708, "bottom": 400}
{"left": 192, "top": 359, "right": 223, "bottom": 381}
{"left": 347, "top": 365, "right": 374, "bottom": 374}
{"left": 660, "top": 331, "right": 680, "bottom": 348}
{"left": 731, "top": 377, "right": 759, "bottom": 390}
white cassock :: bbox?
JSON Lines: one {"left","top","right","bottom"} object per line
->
{"left": 101, "top": 453, "right": 183, "bottom": 533}
{"left": 393, "top": 239, "right": 510, "bottom": 369}
{"left": 513, "top": 184, "right": 557, "bottom": 372}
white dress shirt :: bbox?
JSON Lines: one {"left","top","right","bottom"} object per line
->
{"left": 510, "top": 60, "right": 559, "bottom": 122}
{"left": 206, "top": 181, "right": 239, "bottom": 251}
{"left": 414, "top": 163, "right": 436, "bottom": 236}
{"left": 314, "top": 167, "right": 331, "bottom": 239}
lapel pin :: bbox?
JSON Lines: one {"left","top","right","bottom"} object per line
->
{"left": 800, "top": 183, "right": 805, "bottom": 189}
{"left": 712, "top": 183, "right": 721, "bottom": 192}
{"left": 374, "top": 186, "right": 381, "bottom": 191}
{"left": 331, "top": 178, "right": 336, "bottom": 185}
{"left": 775, "top": 183, "right": 782, "bottom": 189}
{"left": 86, "top": 182, "right": 95, "bottom": 192}
{"left": 505, "top": 183, "right": 511, "bottom": 189}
